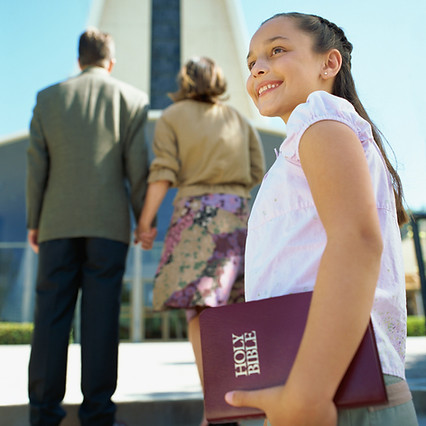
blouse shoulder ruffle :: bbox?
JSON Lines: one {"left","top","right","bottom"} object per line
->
{"left": 282, "top": 91, "right": 372, "bottom": 163}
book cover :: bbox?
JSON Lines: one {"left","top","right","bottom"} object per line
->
{"left": 200, "top": 291, "right": 387, "bottom": 423}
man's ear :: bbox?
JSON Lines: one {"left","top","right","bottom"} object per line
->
{"left": 107, "top": 59, "right": 116, "bottom": 73}
{"left": 322, "top": 48, "right": 342, "bottom": 78}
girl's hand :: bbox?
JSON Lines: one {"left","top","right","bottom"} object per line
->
{"left": 225, "top": 384, "right": 337, "bottom": 426}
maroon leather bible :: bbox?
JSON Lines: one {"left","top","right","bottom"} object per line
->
{"left": 200, "top": 291, "right": 387, "bottom": 423}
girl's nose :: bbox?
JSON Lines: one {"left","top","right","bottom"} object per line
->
{"left": 251, "top": 59, "right": 268, "bottom": 77}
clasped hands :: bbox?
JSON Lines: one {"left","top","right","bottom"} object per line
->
{"left": 134, "top": 223, "right": 157, "bottom": 250}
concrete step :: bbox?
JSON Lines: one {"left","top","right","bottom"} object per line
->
{"left": 0, "top": 338, "right": 425, "bottom": 425}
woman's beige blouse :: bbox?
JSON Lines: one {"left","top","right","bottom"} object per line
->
{"left": 148, "top": 99, "right": 265, "bottom": 202}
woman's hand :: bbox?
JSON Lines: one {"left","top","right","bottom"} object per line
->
{"left": 134, "top": 222, "right": 157, "bottom": 250}
{"left": 134, "top": 180, "right": 170, "bottom": 249}
{"left": 134, "top": 215, "right": 157, "bottom": 249}
{"left": 225, "top": 384, "right": 337, "bottom": 426}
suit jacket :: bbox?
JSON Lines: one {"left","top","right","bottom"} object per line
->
{"left": 26, "top": 66, "right": 149, "bottom": 244}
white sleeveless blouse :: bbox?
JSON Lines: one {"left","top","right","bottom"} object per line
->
{"left": 245, "top": 90, "right": 407, "bottom": 378}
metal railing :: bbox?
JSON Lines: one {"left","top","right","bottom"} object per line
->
{"left": 0, "top": 241, "right": 187, "bottom": 342}
{"left": 1, "top": 219, "right": 425, "bottom": 339}
{"left": 410, "top": 214, "right": 426, "bottom": 319}
{"left": 0, "top": 242, "right": 36, "bottom": 323}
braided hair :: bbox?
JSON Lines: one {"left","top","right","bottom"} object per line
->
{"left": 261, "top": 13, "right": 407, "bottom": 225}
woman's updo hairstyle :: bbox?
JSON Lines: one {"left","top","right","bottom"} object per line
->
{"left": 169, "top": 57, "right": 228, "bottom": 103}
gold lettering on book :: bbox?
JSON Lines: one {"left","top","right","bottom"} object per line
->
{"left": 232, "top": 330, "right": 260, "bottom": 377}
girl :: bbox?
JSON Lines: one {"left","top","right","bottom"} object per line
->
{"left": 224, "top": 12, "right": 418, "bottom": 426}
{"left": 137, "top": 57, "right": 265, "bottom": 426}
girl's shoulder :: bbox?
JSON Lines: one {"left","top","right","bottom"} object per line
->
{"left": 281, "top": 91, "right": 373, "bottom": 162}
{"left": 286, "top": 91, "right": 371, "bottom": 141}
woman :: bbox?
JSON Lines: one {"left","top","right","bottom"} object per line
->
{"left": 136, "top": 56, "right": 265, "bottom": 426}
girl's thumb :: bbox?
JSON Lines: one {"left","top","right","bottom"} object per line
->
{"left": 225, "top": 390, "right": 262, "bottom": 409}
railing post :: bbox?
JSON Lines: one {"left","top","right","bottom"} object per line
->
{"left": 22, "top": 244, "right": 35, "bottom": 322}
{"left": 131, "top": 246, "right": 144, "bottom": 342}
{"left": 410, "top": 215, "right": 426, "bottom": 321}
{"left": 74, "top": 291, "right": 82, "bottom": 343}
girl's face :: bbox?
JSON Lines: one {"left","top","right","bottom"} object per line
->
{"left": 246, "top": 17, "right": 329, "bottom": 123}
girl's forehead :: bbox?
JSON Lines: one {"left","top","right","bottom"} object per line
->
{"left": 248, "top": 17, "right": 308, "bottom": 52}
{"left": 250, "top": 17, "right": 298, "bottom": 45}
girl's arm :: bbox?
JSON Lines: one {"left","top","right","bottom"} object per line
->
{"left": 226, "top": 120, "right": 383, "bottom": 425}
{"left": 135, "top": 180, "right": 171, "bottom": 250}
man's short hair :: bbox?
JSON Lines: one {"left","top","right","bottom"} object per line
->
{"left": 78, "top": 27, "right": 115, "bottom": 68}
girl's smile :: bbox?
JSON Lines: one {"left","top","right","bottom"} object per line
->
{"left": 257, "top": 81, "right": 282, "bottom": 97}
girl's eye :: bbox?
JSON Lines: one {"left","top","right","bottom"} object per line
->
{"left": 272, "top": 47, "right": 285, "bottom": 55}
{"left": 247, "top": 60, "right": 255, "bottom": 71}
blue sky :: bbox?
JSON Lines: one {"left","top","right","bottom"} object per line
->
{"left": 1, "top": 0, "right": 425, "bottom": 211}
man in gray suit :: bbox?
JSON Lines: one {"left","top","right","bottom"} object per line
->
{"left": 26, "top": 28, "right": 149, "bottom": 426}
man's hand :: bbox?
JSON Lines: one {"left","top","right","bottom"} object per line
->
{"left": 28, "top": 229, "right": 39, "bottom": 253}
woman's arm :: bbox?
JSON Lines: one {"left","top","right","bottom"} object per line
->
{"left": 135, "top": 180, "right": 171, "bottom": 250}
{"left": 226, "top": 120, "right": 383, "bottom": 425}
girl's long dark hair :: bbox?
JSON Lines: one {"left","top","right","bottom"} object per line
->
{"left": 263, "top": 13, "right": 408, "bottom": 225}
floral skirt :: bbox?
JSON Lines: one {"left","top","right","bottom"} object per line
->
{"left": 152, "top": 194, "right": 249, "bottom": 311}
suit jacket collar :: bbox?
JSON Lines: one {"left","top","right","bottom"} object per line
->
{"left": 80, "top": 66, "right": 109, "bottom": 76}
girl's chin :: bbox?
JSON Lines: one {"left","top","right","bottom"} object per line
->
{"left": 257, "top": 106, "right": 281, "bottom": 118}
{"left": 255, "top": 99, "right": 280, "bottom": 117}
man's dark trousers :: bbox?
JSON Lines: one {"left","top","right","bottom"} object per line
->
{"left": 28, "top": 237, "right": 128, "bottom": 426}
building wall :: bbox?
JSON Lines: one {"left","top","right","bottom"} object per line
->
{"left": 180, "top": 0, "right": 258, "bottom": 119}
{"left": 0, "top": 135, "right": 28, "bottom": 242}
{"left": 91, "top": 0, "right": 152, "bottom": 93}
{"left": 93, "top": 0, "right": 262, "bottom": 122}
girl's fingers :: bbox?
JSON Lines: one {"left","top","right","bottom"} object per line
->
{"left": 225, "top": 388, "right": 267, "bottom": 410}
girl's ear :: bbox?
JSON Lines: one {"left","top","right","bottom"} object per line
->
{"left": 322, "top": 49, "right": 342, "bottom": 78}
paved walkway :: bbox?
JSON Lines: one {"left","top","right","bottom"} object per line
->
{"left": 1, "top": 337, "right": 425, "bottom": 425}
